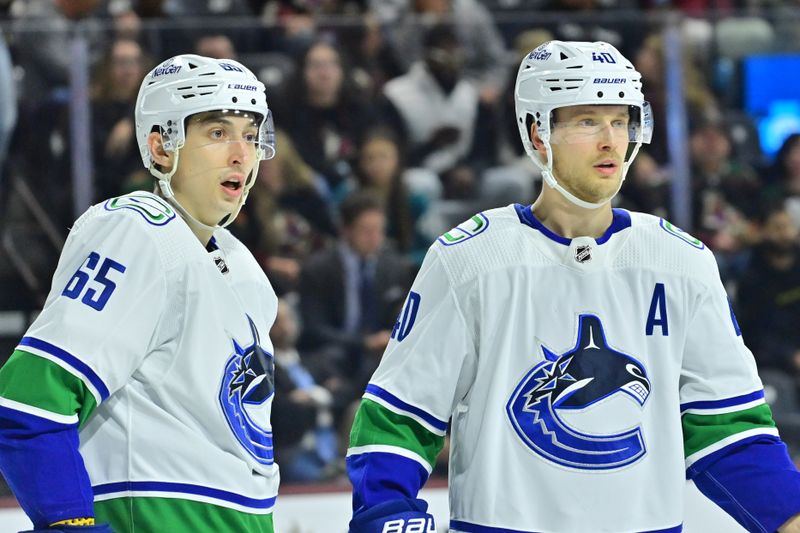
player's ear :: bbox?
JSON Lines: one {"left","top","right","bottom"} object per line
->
{"left": 530, "top": 124, "right": 549, "bottom": 162}
{"left": 147, "top": 131, "right": 174, "bottom": 171}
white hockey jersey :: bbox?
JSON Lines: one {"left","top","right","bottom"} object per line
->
{"left": 349, "top": 204, "right": 775, "bottom": 533}
{"left": 19, "top": 192, "right": 279, "bottom": 516}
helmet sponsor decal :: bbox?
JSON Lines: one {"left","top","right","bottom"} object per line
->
{"left": 593, "top": 77, "right": 626, "bottom": 84}
{"left": 528, "top": 49, "right": 552, "bottom": 61}
{"left": 152, "top": 64, "right": 182, "bottom": 78}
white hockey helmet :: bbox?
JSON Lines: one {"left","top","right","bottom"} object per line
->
{"left": 135, "top": 54, "right": 276, "bottom": 228}
{"left": 515, "top": 40, "right": 653, "bottom": 209}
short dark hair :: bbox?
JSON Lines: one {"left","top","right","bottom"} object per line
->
{"left": 339, "top": 191, "right": 385, "bottom": 228}
{"left": 424, "top": 24, "right": 459, "bottom": 51}
{"left": 753, "top": 198, "right": 788, "bottom": 225}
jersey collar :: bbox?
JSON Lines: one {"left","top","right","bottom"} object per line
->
{"left": 514, "top": 203, "right": 632, "bottom": 246}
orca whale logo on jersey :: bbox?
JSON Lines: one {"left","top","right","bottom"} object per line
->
{"left": 218, "top": 316, "right": 275, "bottom": 465}
{"left": 506, "top": 314, "right": 651, "bottom": 470}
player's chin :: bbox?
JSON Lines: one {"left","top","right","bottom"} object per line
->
{"left": 583, "top": 185, "right": 618, "bottom": 204}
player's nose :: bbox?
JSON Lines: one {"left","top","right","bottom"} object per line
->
{"left": 227, "top": 139, "right": 250, "bottom": 166}
{"left": 596, "top": 124, "right": 617, "bottom": 150}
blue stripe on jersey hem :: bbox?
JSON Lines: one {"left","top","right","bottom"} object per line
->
{"left": 514, "top": 204, "right": 631, "bottom": 246}
{"left": 18, "top": 337, "right": 110, "bottom": 401}
{"left": 364, "top": 384, "right": 448, "bottom": 432}
{"left": 450, "top": 520, "right": 682, "bottom": 533}
{"left": 450, "top": 520, "right": 683, "bottom": 533}
{"left": 680, "top": 390, "right": 764, "bottom": 412}
{"left": 93, "top": 482, "right": 276, "bottom": 509}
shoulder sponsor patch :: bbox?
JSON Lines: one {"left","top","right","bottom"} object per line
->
{"left": 104, "top": 194, "right": 176, "bottom": 226}
{"left": 659, "top": 219, "right": 704, "bottom": 249}
{"left": 438, "top": 213, "right": 489, "bottom": 246}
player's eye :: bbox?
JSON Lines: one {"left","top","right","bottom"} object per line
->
{"left": 243, "top": 132, "right": 257, "bottom": 143}
{"left": 577, "top": 118, "right": 596, "bottom": 127}
{"left": 210, "top": 128, "right": 225, "bottom": 140}
{"left": 612, "top": 119, "right": 628, "bottom": 128}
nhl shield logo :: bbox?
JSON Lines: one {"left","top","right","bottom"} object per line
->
{"left": 575, "top": 245, "right": 592, "bottom": 263}
{"left": 214, "top": 255, "right": 229, "bottom": 275}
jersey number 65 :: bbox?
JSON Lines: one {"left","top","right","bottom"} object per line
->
{"left": 62, "top": 251, "right": 127, "bottom": 311}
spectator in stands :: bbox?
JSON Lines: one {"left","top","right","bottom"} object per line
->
{"left": 540, "top": 0, "right": 628, "bottom": 52}
{"left": 158, "top": 0, "right": 257, "bottom": 55}
{"left": 270, "top": 298, "right": 340, "bottom": 483}
{"left": 11, "top": 0, "right": 107, "bottom": 102}
{"left": 235, "top": 130, "right": 337, "bottom": 295}
{"left": 298, "top": 191, "right": 412, "bottom": 403}
{"left": 278, "top": 39, "right": 375, "bottom": 195}
{"left": 161, "top": 0, "right": 253, "bottom": 16}
{"left": 258, "top": 0, "right": 373, "bottom": 56}
{"left": 380, "top": 0, "right": 509, "bottom": 106}
{"left": 771, "top": 134, "right": 800, "bottom": 187}
{"left": 195, "top": 33, "right": 237, "bottom": 60}
{"left": 338, "top": 128, "right": 436, "bottom": 267}
{"left": 689, "top": 117, "right": 762, "bottom": 280}
{"left": 773, "top": 0, "right": 800, "bottom": 53}
{"left": 762, "top": 134, "right": 800, "bottom": 229}
{"left": 106, "top": 2, "right": 164, "bottom": 60}
{"left": 381, "top": 24, "right": 488, "bottom": 199}
{"left": 9, "top": 0, "right": 113, "bottom": 230}
{"left": 623, "top": 151, "right": 671, "bottom": 217}
{"left": 91, "top": 38, "right": 150, "bottom": 201}
{"left": 736, "top": 201, "right": 800, "bottom": 378}
{"left": 337, "top": 13, "right": 405, "bottom": 98}
{"left": 634, "top": 33, "right": 717, "bottom": 166}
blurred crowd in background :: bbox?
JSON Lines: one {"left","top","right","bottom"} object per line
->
{"left": 0, "top": 0, "right": 798, "bottom": 489}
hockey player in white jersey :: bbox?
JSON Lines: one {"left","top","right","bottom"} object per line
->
{"left": 0, "top": 55, "right": 280, "bottom": 532}
{"left": 346, "top": 40, "right": 800, "bottom": 533}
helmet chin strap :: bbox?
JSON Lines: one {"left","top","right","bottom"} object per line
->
{"left": 542, "top": 169, "right": 613, "bottom": 210}
{"left": 219, "top": 159, "right": 260, "bottom": 229}
{"left": 149, "top": 147, "right": 254, "bottom": 236}
{"left": 538, "top": 138, "right": 640, "bottom": 211}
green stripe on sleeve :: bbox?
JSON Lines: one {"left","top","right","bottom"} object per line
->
{"left": 682, "top": 403, "right": 777, "bottom": 458}
{"left": 349, "top": 398, "right": 445, "bottom": 468}
{"left": 95, "top": 497, "right": 273, "bottom": 533}
{"left": 0, "top": 350, "right": 98, "bottom": 428}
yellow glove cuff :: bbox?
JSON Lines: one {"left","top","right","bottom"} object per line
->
{"left": 50, "top": 517, "right": 96, "bottom": 527}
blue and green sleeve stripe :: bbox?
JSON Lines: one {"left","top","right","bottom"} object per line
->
{"left": 347, "top": 385, "right": 446, "bottom": 513}
{"left": 682, "top": 390, "right": 800, "bottom": 532}
{"left": 0, "top": 348, "right": 101, "bottom": 528}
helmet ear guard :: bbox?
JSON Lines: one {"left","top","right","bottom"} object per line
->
{"left": 514, "top": 40, "right": 654, "bottom": 209}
